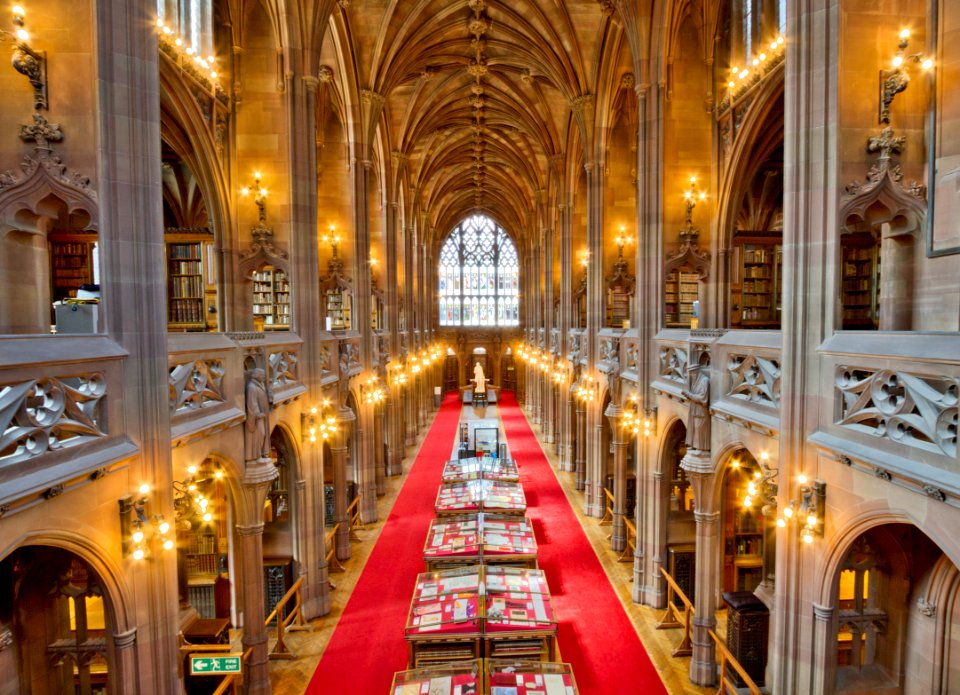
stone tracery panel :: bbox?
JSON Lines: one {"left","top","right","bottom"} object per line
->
{"left": 836, "top": 367, "right": 958, "bottom": 458}
{"left": 169, "top": 359, "right": 226, "bottom": 414}
{"left": 0, "top": 374, "right": 107, "bottom": 464}
{"left": 658, "top": 345, "right": 688, "bottom": 383}
{"left": 727, "top": 354, "right": 781, "bottom": 407}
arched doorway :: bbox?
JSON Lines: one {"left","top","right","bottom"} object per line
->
{"left": 661, "top": 420, "right": 696, "bottom": 604}
{"left": 263, "top": 426, "right": 298, "bottom": 616}
{"left": 0, "top": 546, "right": 117, "bottom": 694}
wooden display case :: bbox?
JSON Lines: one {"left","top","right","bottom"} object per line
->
{"left": 486, "top": 660, "right": 579, "bottom": 694}
{"left": 435, "top": 480, "right": 527, "bottom": 517}
{"left": 404, "top": 567, "right": 557, "bottom": 668}
{"left": 423, "top": 514, "right": 538, "bottom": 572}
{"left": 390, "top": 660, "right": 483, "bottom": 695}
{"left": 442, "top": 457, "right": 519, "bottom": 483}
{"left": 732, "top": 508, "right": 764, "bottom": 593}
{"left": 252, "top": 265, "right": 290, "bottom": 330}
{"left": 324, "top": 286, "right": 352, "bottom": 330}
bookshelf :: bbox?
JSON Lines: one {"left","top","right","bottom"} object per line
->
{"left": 606, "top": 286, "right": 631, "bottom": 328}
{"left": 841, "top": 234, "right": 879, "bottom": 329}
{"left": 732, "top": 507, "right": 764, "bottom": 592}
{"left": 737, "top": 242, "right": 782, "bottom": 328}
{"left": 165, "top": 230, "right": 215, "bottom": 331}
{"left": 664, "top": 269, "right": 700, "bottom": 328}
{"left": 50, "top": 235, "right": 96, "bottom": 301}
{"left": 184, "top": 529, "right": 219, "bottom": 618}
{"left": 252, "top": 265, "right": 290, "bottom": 330}
{"left": 324, "top": 287, "right": 351, "bottom": 330}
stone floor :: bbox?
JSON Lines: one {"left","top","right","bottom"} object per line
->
{"left": 264, "top": 402, "right": 715, "bottom": 694}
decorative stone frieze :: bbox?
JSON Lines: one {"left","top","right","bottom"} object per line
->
{"left": 0, "top": 374, "right": 107, "bottom": 465}
{"left": 168, "top": 360, "right": 226, "bottom": 414}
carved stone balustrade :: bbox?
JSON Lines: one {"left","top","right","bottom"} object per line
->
{"left": 0, "top": 335, "right": 137, "bottom": 513}
{"left": 168, "top": 333, "right": 244, "bottom": 446}
{"left": 597, "top": 328, "right": 624, "bottom": 378}
{"left": 567, "top": 328, "right": 584, "bottom": 366}
{"left": 620, "top": 331, "right": 640, "bottom": 384}
{"left": 810, "top": 333, "right": 960, "bottom": 506}
{"left": 652, "top": 329, "right": 692, "bottom": 400}
{"left": 338, "top": 334, "right": 362, "bottom": 380}
{"left": 710, "top": 330, "right": 781, "bottom": 437}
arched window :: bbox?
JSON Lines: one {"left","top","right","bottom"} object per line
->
{"left": 438, "top": 215, "right": 519, "bottom": 327}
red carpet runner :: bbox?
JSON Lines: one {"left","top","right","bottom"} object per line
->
{"left": 498, "top": 391, "right": 668, "bottom": 694}
{"left": 307, "top": 392, "right": 462, "bottom": 694}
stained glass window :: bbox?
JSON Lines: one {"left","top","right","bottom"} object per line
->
{"left": 438, "top": 215, "right": 519, "bottom": 327}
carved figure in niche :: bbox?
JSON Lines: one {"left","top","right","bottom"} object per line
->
{"left": 473, "top": 362, "right": 486, "bottom": 395}
{"left": 681, "top": 363, "right": 711, "bottom": 452}
{"left": 244, "top": 368, "right": 271, "bottom": 461}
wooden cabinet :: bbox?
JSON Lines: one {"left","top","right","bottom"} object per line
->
{"left": 736, "top": 240, "right": 782, "bottom": 328}
{"left": 50, "top": 235, "right": 96, "bottom": 302}
{"left": 733, "top": 508, "right": 764, "bottom": 592}
{"left": 252, "top": 265, "right": 290, "bottom": 330}
{"left": 841, "top": 233, "right": 879, "bottom": 329}
{"left": 166, "top": 231, "right": 214, "bottom": 330}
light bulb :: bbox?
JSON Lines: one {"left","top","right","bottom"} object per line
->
{"left": 210, "top": 71, "right": 218, "bottom": 79}
{"left": 776, "top": 518, "right": 786, "bottom": 528}
{"left": 807, "top": 513, "right": 817, "bottom": 527}
{"left": 132, "top": 530, "right": 144, "bottom": 543}
{"left": 162, "top": 539, "right": 174, "bottom": 551}
{"left": 797, "top": 474, "right": 808, "bottom": 485}
{"left": 202, "top": 512, "right": 212, "bottom": 522}
{"left": 188, "top": 465, "right": 198, "bottom": 475}
{"left": 743, "top": 496, "right": 752, "bottom": 507}
{"left": 174, "top": 37, "right": 182, "bottom": 46}
{"left": 892, "top": 55, "right": 904, "bottom": 68}
{"left": 759, "top": 53, "right": 767, "bottom": 61}
{"left": 899, "top": 29, "right": 910, "bottom": 39}
{"left": 783, "top": 506, "right": 794, "bottom": 519}
{"left": 752, "top": 58, "right": 759, "bottom": 66}
{"left": 186, "top": 46, "right": 195, "bottom": 55}
{"left": 132, "top": 547, "right": 145, "bottom": 560}
{"left": 803, "top": 532, "right": 814, "bottom": 544}
{"left": 139, "top": 483, "right": 150, "bottom": 495}
{"left": 770, "top": 41, "right": 777, "bottom": 50}
{"left": 158, "top": 521, "right": 170, "bottom": 535}
{"left": 922, "top": 58, "right": 933, "bottom": 70}
{"left": 777, "top": 36, "right": 784, "bottom": 45}
{"left": 155, "top": 17, "right": 163, "bottom": 28}
{"left": 214, "top": 469, "right": 223, "bottom": 480}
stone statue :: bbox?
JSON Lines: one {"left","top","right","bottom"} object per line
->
{"left": 473, "top": 362, "right": 486, "bottom": 395}
{"left": 681, "top": 363, "right": 710, "bottom": 452}
{"left": 244, "top": 368, "right": 271, "bottom": 462}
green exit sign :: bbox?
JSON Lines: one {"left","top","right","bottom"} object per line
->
{"left": 189, "top": 653, "right": 243, "bottom": 676}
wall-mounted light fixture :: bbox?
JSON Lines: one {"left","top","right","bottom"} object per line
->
{"left": 390, "top": 362, "right": 408, "bottom": 388}
{"left": 240, "top": 171, "right": 268, "bottom": 223}
{"left": 0, "top": 5, "right": 47, "bottom": 110}
{"left": 363, "top": 375, "right": 385, "bottom": 405}
{"left": 725, "top": 34, "right": 785, "bottom": 97}
{"left": 322, "top": 225, "right": 342, "bottom": 258}
{"left": 776, "top": 473, "right": 826, "bottom": 544}
{"left": 155, "top": 15, "right": 220, "bottom": 88}
{"left": 613, "top": 226, "right": 632, "bottom": 258}
{"left": 302, "top": 399, "right": 337, "bottom": 444}
{"left": 575, "top": 374, "right": 597, "bottom": 402}
{"left": 119, "top": 483, "right": 174, "bottom": 560}
{"left": 879, "top": 28, "right": 933, "bottom": 124}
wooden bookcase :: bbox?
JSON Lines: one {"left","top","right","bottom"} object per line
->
{"left": 841, "top": 233, "right": 879, "bottom": 329}
{"left": 252, "top": 265, "right": 290, "bottom": 330}
{"left": 50, "top": 235, "right": 96, "bottom": 301}
{"left": 736, "top": 241, "right": 782, "bottom": 329}
{"left": 324, "top": 287, "right": 352, "bottom": 330}
{"left": 732, "top": 507, "right": 764, "bottom": 592}
{"left": 664, "top": 269, "right": 700, "bottom": 328}
{"left": 166, "top": 232, "right": 213, "bottom": 331}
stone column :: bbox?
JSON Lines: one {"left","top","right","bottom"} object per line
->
{"left": 685, "top": 460, "right": 719, "bottom": 687}
{"left": 606, "top": 402, "right": 627, "bottom": 551}
{"left": 374, "top": 403, "right": 386, "bottom": 495}
{"left": 811, "top": 603, "right": 835, "bottom": 693}
{"left": 332, "top": 406, "right": 355, "bottom": 561}
{"left": 237, "top": 458, "right": 279, "bottom": 695}
{"left": 575, "top": 398, "right": 586, "bottom": 490}
{"left": 404, "top": 387, "right": 416, "bottom": 445}
{"left": 111, "top": 627, "right": 138, "bottom": 694}
{"left": 387, "top": 389, "right": 404, "bottom": 475}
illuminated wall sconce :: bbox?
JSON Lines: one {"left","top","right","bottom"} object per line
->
{"left": 773, "top": 468, "right": 826, "bottom": 544}
{"left": 642, "top": 406, "right": 656, "bottom": 438}
{"left": 613, "top": 226, "right": 632, "bottom": 258}
{"left": 880, "top": 28, "right": 934, "bottom": 124}
{"left": 173, "top": 463, "right": 224, "bottom": 529}
{"left": 322, "top": 225, "right": 342, "bottom": 257}
{"left": 302, "top": 399, "right": 337, "bottom": 443}
{"left": 363, "top": 375, "right": 386, "bottom": 405}
{"left": 620, "top": 393, "right": 642, "bottom": 436}
{"left": 240, "top": 171, "right": 268, "bottom": 223}
{"left": 2, "top": 5, "right": 47, "bottom": 110}
{"left": 390, "top": 363, "right": 408, "bottom": 388}
{"left": 576, "top": 375, "right": 597, "bottom": 403}
{"left": 119, "top": 483, "right": 173, "bottom": 559}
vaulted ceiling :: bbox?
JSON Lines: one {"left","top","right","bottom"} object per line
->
{"left": 325, "top": 0, "right": 628, "bottom": 249}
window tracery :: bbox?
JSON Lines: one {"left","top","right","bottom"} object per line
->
{"left": 438, "top": 215, "right": 519, "bottom": 327}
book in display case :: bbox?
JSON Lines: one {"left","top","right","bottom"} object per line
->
{"left": 404, "top": 566, "right": 557, "bottom": 668}
{"left": 487, "top": 660, "right": 579, "bottom": 695}
{"left": 435, "top": 480, "right": 527, "bottom": 517}
{"left": 442, "top": 457, "right": 519, "bottom": 483}
{"left": 390, "top": 659, "right": 482, "bottom": 695}
{"left": 423, "top": 513, "right": 538, "bottom": 572}
{"left": 165, "top": 231, "right": 215, "bottom": 330}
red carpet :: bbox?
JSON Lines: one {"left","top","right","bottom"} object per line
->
{"left": 307, "top": 392, "right": 462, "bottom": 694}
{"left": 497, "top": 391, "right": 668, "bottom": 694}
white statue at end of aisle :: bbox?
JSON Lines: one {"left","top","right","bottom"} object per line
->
{"left": 473, "top": 362, "right": 486, "bottom": 395}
